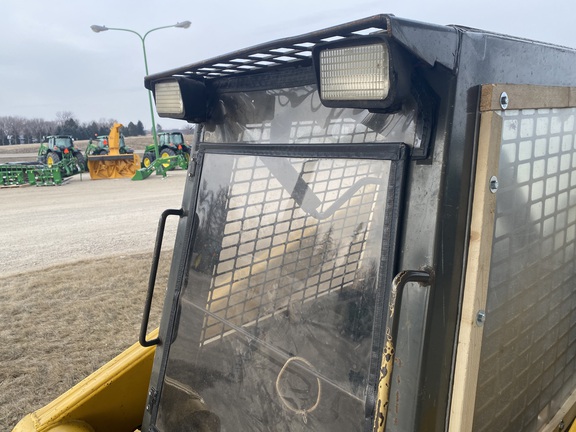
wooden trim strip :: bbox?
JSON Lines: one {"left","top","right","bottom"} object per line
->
{"left": 480, "top": 84, "right": 576, "bottom": 111}
{"left": 540, "top": 389, "right": 576, "bottom": 432}
{"left": 448, "top": 111, "right": 502, "bottom": 432}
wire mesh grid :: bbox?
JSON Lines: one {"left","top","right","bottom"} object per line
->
{"left": 474, "top": 108, "right": 576, "bottom": 431}
{"left": 238, "top": 118, "right": 394, "bottom": 145}
{"left": 200, "top": 155, "right": 386, "bottom": 344}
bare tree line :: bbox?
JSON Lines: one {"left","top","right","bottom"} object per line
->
{"left": 0, "top": 111, "right": 148, "bottom": 145}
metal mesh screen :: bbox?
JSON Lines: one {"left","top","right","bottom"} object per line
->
{"left": 201, "top": 155, "right": 385, "bottom": 344}
{"left": 203, "top": 86, "right": 421, "bottom": 146}
{"left": 473, "top": 108, "right": 576, "bottom": 431}
{"left": 240, "top": 118, "right": 392, "bottom": 144}
{"left": 155, "top": 150, "right": 393, "bottom": 432}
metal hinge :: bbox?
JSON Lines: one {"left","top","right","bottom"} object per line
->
{"left": 188, "top": 156, "right": 198, "bottom": 179}
{"left": 146, "top": 387, "right": 158, "bottom": 413}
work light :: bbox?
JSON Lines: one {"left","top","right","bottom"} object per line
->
{"left": 155, "top": 80, "right": 184, "bottom": 118}
{"left": 152, "top": 77, "right": 208, "bottom": 123}
{"left": 313, "top": 37, "right": 410, "bottom": 110}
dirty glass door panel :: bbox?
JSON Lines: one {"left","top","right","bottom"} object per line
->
{"left": 155, "top": 147, "right": 401, "bottom": 431}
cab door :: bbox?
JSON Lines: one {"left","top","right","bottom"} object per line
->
{"left": 143, "top": 142, "right": 410, "bottom": 432}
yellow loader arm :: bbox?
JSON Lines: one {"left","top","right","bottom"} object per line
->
{"left": 12, "top": 329, "right": 158, "bottom": 432}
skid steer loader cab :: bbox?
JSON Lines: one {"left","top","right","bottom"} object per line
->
{"left": 137, "top": 16, "right": 576, "bottom": 432}
{"left": 138, "top": 14, "right": 576, "bottom": 432}
{"left": 143, "top": 17, "right": 429, "bottom": 432}
{"left": 13, "top": 13, "right": 576, "bottom": 432}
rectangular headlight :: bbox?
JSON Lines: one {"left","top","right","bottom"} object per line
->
{"left": 155, "top": 80, "right": 185, "bottom": 118}
{"left": 313, "top": 37, "right": 410, "bottom": 110}
{"left": 151, "top": 77, "right": 208, "bottom": 123}
{"left": 319, "top": 43, "right": 390, "bottom": 101}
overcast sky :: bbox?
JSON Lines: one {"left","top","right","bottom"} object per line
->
{"left": 1, "top": 0, "right": 574, "bottom": 131}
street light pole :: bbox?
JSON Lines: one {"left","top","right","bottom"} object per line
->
{"left": 90, "top": 21, "right": 191, "bottom": 168}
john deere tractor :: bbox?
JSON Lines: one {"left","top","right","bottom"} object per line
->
{"left": 141, "top": 131, "right": 190, "bottom": 170}
{"left": 37, "top": 135, "right": 85, "bottom": 176}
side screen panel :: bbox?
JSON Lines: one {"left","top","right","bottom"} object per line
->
{"left": 473, "top": 107, "right": 576, "bottom": 431}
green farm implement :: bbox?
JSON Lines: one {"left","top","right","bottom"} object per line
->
{"left": 0, "top": 162, "right": 63, "bottom": 186}
{"left": 0, "top": 135, "right": 85, "bottom": 187}
{"left": 131, "top": 153, "right": 189, "bottom": 180}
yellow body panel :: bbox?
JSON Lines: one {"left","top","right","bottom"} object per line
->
{"left": 12, "top": 329, "right": 158, "bottom": 432}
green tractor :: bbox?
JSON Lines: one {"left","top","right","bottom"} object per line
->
{"left": 37, "top": 135, "right": 85, "bottom": 176}
{"left": 85, "top": 134, "right": 135, "bottom": 157}
{"left": 141, "top": 132, "right": 190, "bottom": 170}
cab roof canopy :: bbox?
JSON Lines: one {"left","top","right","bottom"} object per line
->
{"left": 145, "top": 12, "right": 576, "bottom": 91}
{"left": 144, "top": 14, "right": 463, "bottom": 88}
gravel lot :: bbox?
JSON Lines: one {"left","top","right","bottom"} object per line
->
{"left": 0, "top": 169, "right": 188, "bottom": 277}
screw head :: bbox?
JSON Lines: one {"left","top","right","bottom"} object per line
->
{"left": 500, "top": 92, "right": 509, "bottom": 110}
{"left": 490, "top": 176, "right": 499, "bottom": 193}
{"left": 476, "top": 310, "right": 486, "bottom": 326}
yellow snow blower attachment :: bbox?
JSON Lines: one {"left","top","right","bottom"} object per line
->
{"left": 86, "top": 123, "right": 140, "bottom": 179}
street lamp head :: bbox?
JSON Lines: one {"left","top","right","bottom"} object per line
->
{"left": 175, "top": 21, "right": 191, "bottom": 29}
{"left": 90, "top": 25, "right": 109, "bottom": 33}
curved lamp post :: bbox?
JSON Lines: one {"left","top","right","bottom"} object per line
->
{"left": 90, "top": 21, "right": 191, "bottom": 172}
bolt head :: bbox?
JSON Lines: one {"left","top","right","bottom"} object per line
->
{"left": 476, "top": 310, "right": 486, "bottom": 326}
{"left": 500, "top": 92, "right": 509, "bottom": 110}
{"left": 490, "top": 176, "right": 499, "bottom": 193}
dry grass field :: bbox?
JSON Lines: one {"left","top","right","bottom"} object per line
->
{"left": 0, "top": 140, "right": 189, "bottom": 430}
{"left": 0, "top": 253, "right": 169, "bottom": 430}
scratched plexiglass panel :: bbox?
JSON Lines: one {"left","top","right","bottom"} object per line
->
{"left": 156, "top": 152, "right": 392, "bottom": 432}
{"left": 473, "top": 108, "right": 576, "bottom": 431}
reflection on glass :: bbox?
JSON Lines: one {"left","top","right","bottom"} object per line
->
{"left": 202, "top": 85, "right": 421, "bottom": 147}
{"left": 155, "top": 152, "right": 393, "bottom": 431}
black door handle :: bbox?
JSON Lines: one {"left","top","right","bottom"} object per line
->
{"left": 139, "top": 208, "right": 185, "bottom": 347}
